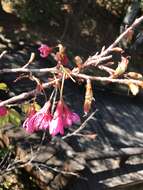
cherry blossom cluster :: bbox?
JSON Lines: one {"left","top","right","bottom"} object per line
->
{"left": 22, "top": 100, "right": 80, "bottom": 136}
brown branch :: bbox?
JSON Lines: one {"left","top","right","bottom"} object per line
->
{"left": 83, "top": 55, "right": 112, "bottom": 67}
{"left": 0, "top": 67, "right": 58, "bottom": 74}
{"left": 97, "top": 65, "right": 115, "bottom": 75}
{"left": 72, "top": 73, "right": 143, "bottom": 86}
{"left": 1, "top": 15, "right": 143, "bottom": 107}
{"left": 84, "top": 16, "right": 143, "bottom": 67}
{"left": 0, "top": 78, "right": 61, "bottom": 107}
{"left": 62, "top": 111, "right": 96, "bottom": 140}
{"left": 104, "top": 16, "right": 143, "bottom": 55}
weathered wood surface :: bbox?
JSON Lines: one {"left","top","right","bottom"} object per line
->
{"left": 0, "top": 52, "right": 143, "bottom": 189}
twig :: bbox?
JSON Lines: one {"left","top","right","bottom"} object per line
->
{"left": 84, "top": 16, "right": 143, "bottom": 67}
{"left": 103, "top": 16, "right": 143, "bottom": 55}
{"left": 0, "top": 50, "right": 7, "bottom": 59}
{"left": 0, "top": 67, "right": 58, "bottom": 74}
{"left": 83, "top": 55, "right": 112, "bottom": 67}
{"left": 97, "top": 65, "right": 114, "bottom": 75}
{"left": 62, "top": 111, "right": 96, "bottom": 140}
{"left": 22, "top": 52, "right": 35, "bottom": 68}
{"left": 0, "top": 78, "right": 61, "bottom": 107}
{"left": 34, "top": 162, "right": 87, "bottom": 179}
{"left": 72, "top": 73, "right": 143, "bottom": 86}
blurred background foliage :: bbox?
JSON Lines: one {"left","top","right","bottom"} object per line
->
{"left": 1, "top": 0, "right": 131, "bottom": 51}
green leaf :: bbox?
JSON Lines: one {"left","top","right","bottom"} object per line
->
{"left": 0, "top": 115, "right": 9, "bottom": 127}
{"left": 21, "top": 102, "right": 41, "bottom": 113}
{"left": 9, "top": 109, "right": 21, "bottom": 127}
{"left": 21, "top": 103, "right": 30, "bottom": 113}
{"left": 0, "top": 83, "right": 8, "bottom": 91}
{"left": 34, "top": 102, "right": 41, "bottom": 111}
{"left": 129, "top": 83, "right": 139, "bottom": 96}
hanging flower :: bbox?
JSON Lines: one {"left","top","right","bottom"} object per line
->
{"left": 49, "top": 100, "right": 80, "bottom": 136}
{"left": 23, "top": 99, "right": 80, "bottom": 137}
{"left": 63, "top": 104, "right": 80, "bottom": 127}
{"left": 23, "top": 101, "right": 52, "bottom": 133}
{"left": 38, "top": 44, "right": 52, "bottom": 58}
{"left": 49, "top": 100, "right": 64, "bottom": 136}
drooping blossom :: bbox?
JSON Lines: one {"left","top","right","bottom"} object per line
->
{"left": 38, "top": 44, "right": 52, "bottom": 58}
{"left": 49, "top": 100, "right": 80, "bottom": 136}
{"left": 0, "top": 105, "right": 8, "bottom": 117}
{"left": 23, "top": 99, "right": 80, "bottom": 137}
{"left": 63, "top": 104, "right": 80, "bottom": 128}
{"left": 49, "top": 100, "right": 64, "bottom": 136}
{"left": 55, "top": 52, "right": 68, "bottom": 65}
{"left": 23, "top": 101, "right": 52, "bottom": 133}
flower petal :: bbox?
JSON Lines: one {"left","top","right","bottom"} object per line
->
{"left": 71, "top": 112, "right": 81, "bottom": 125}
{"left": 0, "top": 106, "right": 8, "bottom": 116}
{"left": 49, "top": 117, "right": 64, "bottom": 136}
{"left": 38, "top": 44, "right": 52, "bottom": 58}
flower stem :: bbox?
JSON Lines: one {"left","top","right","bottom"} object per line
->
{"left": 60, "top": 72, "right": 66, "bottom": 100}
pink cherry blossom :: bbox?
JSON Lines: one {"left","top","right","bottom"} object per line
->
{"left": 63, "top": 104, "right": 80, "bottom": 128}
{"left": 0, "top": 106, "right": 8, "bottom": 117}
{"left": 49, "top": 100, "right": 80, "bottom": 136}
{"left": 38, "top": 44, "right": 52, "bottom": 58}
{"left": 49, "top": 100, "right": 64, "bottom": 136}
{"left": 23, "top": 101, "right": 52, "bottom": 133}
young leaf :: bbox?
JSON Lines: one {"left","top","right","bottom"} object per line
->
{"left": 0, "top": 83, "right": 8, "bottom": 91}
{"left": 21, "top": 102, "right": 40, "bottom": 114}
{"left": 9, "top": 108, "right": 21, "bottom": 127}
{"left": 21, "top": 103, "right": 30, "bottom": 113}
{"left": 129, "top": 83, "right": 139, "bottom": 96}
{"left": 126, "top": 72, "right": 143, "bottom": 79}
{"left": 112, "top": 56, "right": 129, "bottom": 78}
{"left": 0, "top": 115, "right": 9, "bottom": 127}
{"left": 34, "top": 102, "right": 41, "bottom": 111}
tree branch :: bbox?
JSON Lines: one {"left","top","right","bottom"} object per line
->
{"left": 0, "top": 67, "right": 58, "bottom": 74}
{"left": 0, "top": 78, "right": 61, "bottom": 107}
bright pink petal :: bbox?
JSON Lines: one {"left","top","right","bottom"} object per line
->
{"left": 22, "top": 101, "right": 52, "bottom": 133}
{"left": 38, "top": 44, "right": 52, "bottom": 58}
{"left": 71, "top": 112, "right": 81, "bottom": 124}
{"left": 23, "top": 115, "right": 36, "bottom": 133}
{"left": 49, "top": 100, "right": 64, "bottom": 136}
{"left": 39, "top": 101, "right": 51, "bottom": 114}
{"left": 63, "top": 105, "right": 72, "bottom": 127}
{"left": 0, "top": 106, "right": 8, "bottom": 116}
{"left": 49, "top": 117, "right": 64, "bottom": 136}
{"left": 39, "top": 114, "right": 53, "bottom": 130}
{"left": 63, "top": 116, "right": 72, "bottom": 127}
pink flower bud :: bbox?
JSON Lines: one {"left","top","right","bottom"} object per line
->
{"left": 23, "top": 101, "right": 52, "bottom": 133}
{"left": 0, "top": 106, "right": 8, "bottom": 116}
{"left": 38, "top": 44, "right": 52, "bottom": 58}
